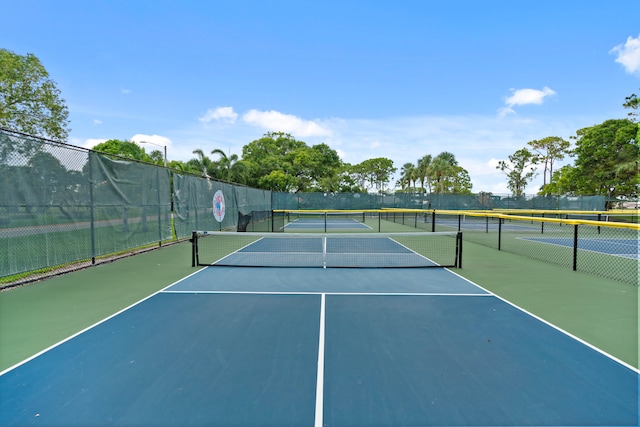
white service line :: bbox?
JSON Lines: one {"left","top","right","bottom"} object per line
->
{"left": 314, "top": 292, "right": 326, "bottom": 427}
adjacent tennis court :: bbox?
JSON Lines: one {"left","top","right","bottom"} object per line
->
{"left": 521, "top": 236, "right": 640, "bottom": 259}
{"left": 280, "top": 211, "right": 372, "bottom": 231}
{"left": 0, "top": 233, "right": 637, "bottom": 427}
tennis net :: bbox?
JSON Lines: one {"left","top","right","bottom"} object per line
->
{"left": 191, "top": 231, "right": 462, "bottom": 268}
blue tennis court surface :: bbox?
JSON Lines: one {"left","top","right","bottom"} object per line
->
{"left": 1, "top": 267, "right": 638, "bottom": 426}
{"left": 522, "top": 236, "right": 640, "bottom": 259}
{"left": 212, "top": 234, "right": 451, "bottom": 268}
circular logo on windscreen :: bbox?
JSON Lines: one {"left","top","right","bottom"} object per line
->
{"left": 213, "top": 190, "right": 225, "bottom": 222}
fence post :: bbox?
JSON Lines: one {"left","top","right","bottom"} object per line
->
{"left": 573, "top": 224, "right": 578, "bottom": 271}
{"left": 88, "top": 152, "right": 96, "bottom": 265}
{"left": 156, "top": 168, "right": 162, "bottom": 247}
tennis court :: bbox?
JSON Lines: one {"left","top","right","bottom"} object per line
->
{"left": 521, "top": 236, "right": 640, "bottom": 259}
{"left": 284, "top": 218, "right": 371, "bottom": 230}
{"left": 0, "top": 233, "right": 638, "bottom": 427}
{"left": 280, "top": 211, "right": 372, "bottom": 231}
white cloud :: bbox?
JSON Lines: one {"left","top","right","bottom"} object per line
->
{"left": 242, "top": 109, "right": 332, "bottom": 137}
{"left": 505, "top": 87, "right": 556, "bottom": 106}
{"left": 80, "top": 138, "right": 107, "bottom": 149}
{"left": 199, "top": 106, "right": 238, "bottom": 123}
{"left": 498, "top": 87, "right": 556, "bottom": 118}
{"left": 314, "top": 114, "right": 577, "bottom": 193}
{"left": 121, "top": 88, "right": 132, "bottom": 95}
{"left": 131, "top": 134, "right": 173, "bottom": 150}
{"left": 610, "top": 34, "right": 640, "bottom": 76}
{"left": 167, "top": 110, "right": 584, "bottom": 194}
{"left": 486, "top": 158, "right": 502, "bottom": 170}
{"left": 92, "top": 119, "right": 102, "bottom": 125}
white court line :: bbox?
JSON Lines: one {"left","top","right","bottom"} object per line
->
{"left": 443, "top": 267, "right": 640, "bottom": 375}
{"left": 0, "top": 266, "right": 210, "bottom": 377}
{"left": 211, "top": 236, "right": 265, "bottom": 265}
{"left": 314, "top": 293, "right": 326, "bottom": 427}
{"left": 167, "top": 268, "right": 639, "bottom": 374}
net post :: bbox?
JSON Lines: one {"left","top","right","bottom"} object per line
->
{"left": 324, "top": 211, "right": 327, "bottom": 233}
{"left": 322, "top": 234, "right": 327, "bottom": 268}
{"left": 191, "top": 231, "right": 197, "bottom": 267}
{"left": 456, "top": 231, "right": 463, "bottom": 268}
{"left": 498, "top": 217, "right": 502, "bottom": 250}
{"left": 431, "top": 211, "right": 436, "bottom": 232}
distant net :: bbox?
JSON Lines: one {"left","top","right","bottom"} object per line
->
{"left": 191, "top": 231, "right": 462, "bottom": 268}
{"left": 272, "top": 210, "right": 368, "bottom": 232}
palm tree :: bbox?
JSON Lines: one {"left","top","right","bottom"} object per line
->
{"left": 399, "top": 162, "right": 416, "bottom": 192}
{"left": 211, "top": 148, "right": 248, "bottom": 184}
{"left": 416, "top": 154, "right": 433, "bottom": 194}
{"left": 431, "top": 152, "right": 458, "bottom": 193}
{"left": 191, "top": 149, "right": 214, "bottom": 178}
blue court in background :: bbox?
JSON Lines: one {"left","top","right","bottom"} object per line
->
{"left": 522, "top": 236, "right": 640, "bottom": 259}
{"left": 283, "top": 217, "right": 372, "bottom": 230}
{"left": 1, "top": 266, "right": 638, "bottom": 426}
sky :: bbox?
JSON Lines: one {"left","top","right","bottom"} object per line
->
{"left": 2, "top": 0, "right": 639, "bottom": 194}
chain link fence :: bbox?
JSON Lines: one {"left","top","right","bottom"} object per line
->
{"left": 272, "top": 192, "right": 609, "bottom": 211}
{"left": 1, "top": 128, "right": 636, "bottom": 288}
{"left": 0, "top": 129, "right": 271, "bottom": 288}
{"left": 382, "top": 210, "right": 638, "bottom": 286}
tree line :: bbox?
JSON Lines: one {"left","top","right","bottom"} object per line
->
{"left": 93, "top": 132, "right": 399, "bottom": 193}
{"left": 1, "top": 48, "right": 638, "bottom": 200}
{"left": 397, "top": 152, "right": 472, "bottom": 195}
{"left": 496, "top": 91, "right": 638, "bottom": 201}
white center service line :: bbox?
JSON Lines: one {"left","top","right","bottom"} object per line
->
{"left": 314, "top": 292, "right": 326, "bottom": 427}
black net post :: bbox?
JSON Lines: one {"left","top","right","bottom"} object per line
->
{"left": 456, "top": 231, "right": 463, "bottom": 268}
{"left": 88, "top": 152, "right": 96, "bottom": 265}
{"left": 572, "top": 224, "right": 578, "bottom": 271}
{"left": 191, "top": 231, "right": 198, "bottom": 267}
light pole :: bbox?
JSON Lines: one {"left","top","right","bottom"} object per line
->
{"left": 140, "top": 140, "right": 167, "bottom": 167}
